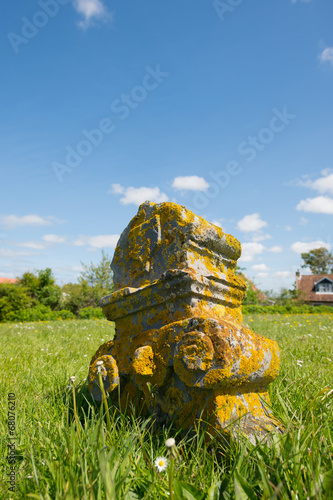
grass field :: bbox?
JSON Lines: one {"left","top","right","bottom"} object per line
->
{"left": 1, "top": 315, "right": 332, "bottom": 499}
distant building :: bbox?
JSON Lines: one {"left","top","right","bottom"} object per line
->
{"left": 295, "top": 270, "right": 333, "bottom": 306}
{"left": 0, "top": 277, "right": 18, "bottom": 284}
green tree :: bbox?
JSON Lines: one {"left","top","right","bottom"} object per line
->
{"left": 61, "top": 252, "right": 114, "bottom": 315}
{"left": 301, "top": 247, "right": 333, "bottom": 274}
{"left": 19, "top": 272, "right": 39, "bottom": 299}
{"left": 0, "top": 283, "right": 33, "bottom": 322}
{"left": 79, "top": 250, "right": 114, "bottom": 290}
{"left": 19, "top": 268, "right": 61, "bottom": 310}
{"left": 36, "top": 268, "right": 61, "bottom": 309}
{"left": 61, "top": 282, "right": 101, "bottom": 315}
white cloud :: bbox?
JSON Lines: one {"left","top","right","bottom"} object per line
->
{"left": 268, "top": 245, "right": 283, "bottom": 253}
{"left": 256, "top": 272, "right": 269, "bottom": 278}
{"left": 0, "top": 249, "right": 39, "bottom": 258}
{"left": 239, "top": 242, "right": 265, "bottom": 262}
{"left": 251, "top": 233, "right": 272, "bottom": 242}
{"left": 297, "top": 196, "right": 333, "bottom": 214}
{"left": 273, "top": 271, "right": 294, "bottom": 278}
{"left": 251, "top": 264, "right": 270, "bottom": 272}
{"left": 17, "top": 241, "right": 45, "bottom": 250}
{"left": 73, "top": 0, "right": 112, "bottom": 28}
{"left": 47, "top": 216, "right": 67, "bottom": 225}
{"left": 172, "top": 176, "right": 209, "bottom": 191}
{"left": 319, "top": 47, "right": 333, "bottom": 66}
{"left": 237, "top": 213, "right": 267, "bottom": 233}
{"left": 111, "top": 183, "right": 124, "bottom": 194}
{"left": 2, "top": 263, "right": 35, "bottom": 273}
{"left": 284, "top": 226, "right": 292, "bottom": 231}
{"left": 0, "top": 214, "right": 52, "bottom": 229}
{"left": 299, "top": 217, "right": 308, "bottom": 225}
{"left": 110, "top": 184, "right": 169, "bottom": 206}
{"left": 73, "top": 234, "right": 119, "bottom": 249}
{"left": 43, "top": 234, "right": 66, "bottom": 244}
{"left": 312, "top": 172, "right": 333, "bottom": 194}
{"left": 291, "top": 241, "right": 331, "bottom": 254}
{"left": 302, "top": 170, "right": 333, "bottom": 195}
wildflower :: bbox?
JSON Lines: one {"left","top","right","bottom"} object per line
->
{"left": 165, "top": 438, "right": 176, "bottom": 449}
{"left": 70, "top": 376, "right": 76, "bottom": 384}
{"left": 165, "top": 437, "right": 178, "bottom": 461}
{"left": 296, "top": 360, "right": 303, "bottom": 367}
{"left": 154, "top": 456, "right": 168, "bottom": 472}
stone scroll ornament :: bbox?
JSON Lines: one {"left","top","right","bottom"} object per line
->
{"left": 88, "top": 202, "right": 281, "bottom": 443}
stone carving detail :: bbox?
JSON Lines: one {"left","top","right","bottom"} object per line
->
{"left": 88, "top": 201, "right": 280, "bottom": 442}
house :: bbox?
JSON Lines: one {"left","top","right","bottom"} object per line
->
{"left": 295, "top": 271, "right": 333, "bottom": 306}
{"left": 0, "top": 277, "right": 18, "bottom": 284}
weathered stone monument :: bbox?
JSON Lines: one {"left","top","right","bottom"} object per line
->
{"left": 88, "top": 201, "right": 280, "bottom": 442}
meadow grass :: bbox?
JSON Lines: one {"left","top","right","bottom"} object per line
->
{"left": 0, "top": 315, "right": 332, "bottom": 499}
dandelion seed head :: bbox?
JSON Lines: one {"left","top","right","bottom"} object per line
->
{"left": 165, "top": 438, "right": 175, "bottom": 448}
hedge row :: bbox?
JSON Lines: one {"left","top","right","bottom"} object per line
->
{"left": 3, "top": 303, "right": 332, "bottom": 323}
{"left": 242, "top": 304, "right": 333, "bottom": 314}
{"left": 1, "top": 304, "right": 105, "bottom": 323}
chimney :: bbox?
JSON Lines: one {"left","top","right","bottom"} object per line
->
{"left": 295, "top": 270, "right": 300, "bottom": 290}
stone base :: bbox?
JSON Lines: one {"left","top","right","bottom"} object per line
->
{"left": 88, "top": 316, "right": 280, "bottom": 442}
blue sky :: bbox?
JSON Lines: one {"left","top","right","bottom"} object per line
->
{"left": 1, "top": 0, "right": 333, "bottom": 292}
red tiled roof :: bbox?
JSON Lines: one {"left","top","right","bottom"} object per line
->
{"left": 297, "top": 274, "right": 333, "bottom": 303}
{"left": 0, "top": 277, "right": 18, "bottom": 284}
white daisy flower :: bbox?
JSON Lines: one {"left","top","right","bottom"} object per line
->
{"left": 154, "top": 456, "right": 168, "bottom": 472}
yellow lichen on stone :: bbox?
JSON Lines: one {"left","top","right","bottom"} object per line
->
{"left": 89, "top": 340, "right": 114, "bottom": 367}
{"left": 88, "top": 201, "right": 281, "bottom": 443}
{"left": 212, "top": 389, "right": 271, "bottom": 429}
{"left": 132, "top": 345, "right": 155, "bottom": 377}
{"left": 203, "top": 367, "right": 233, "bottom": 389}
